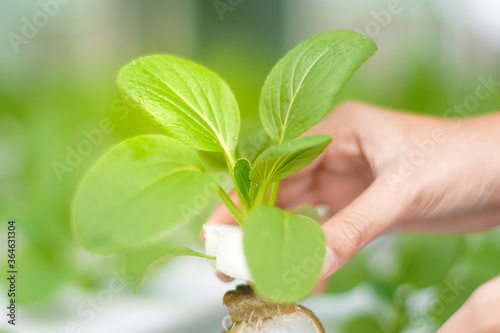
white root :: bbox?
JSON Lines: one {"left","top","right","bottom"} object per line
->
{"left": 223, "top": 285, "right": 324, "bottom": 333}
{"left": 222, "top": 315, "right": 233, "bottom": 331}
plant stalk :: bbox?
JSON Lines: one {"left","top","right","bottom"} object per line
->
{"left": 217, "top": 186, "right": 244, "bottom": 225}
{"left": 224, "top": 148, "right": 236, "bottom": 168}
{"left": 253, "top": 183, "right": 268, "bottom": 207}
{"left": 267, "top": 181, "right": 279, "bottom": 206}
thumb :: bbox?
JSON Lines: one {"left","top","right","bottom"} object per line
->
{"left": 320, "top": 178, "right": 411, "bottom": 279}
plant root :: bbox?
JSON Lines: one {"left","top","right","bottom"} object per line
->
{"left": 222, "top": 285, "right": 324, "bottom": 333}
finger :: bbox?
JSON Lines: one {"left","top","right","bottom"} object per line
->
{"left": 206, "top": 191, "right": 240, "bottom": 225}
{"left": 437, "top": 275, "right": 500, "bottom": 333}
{"left": 206, "top": 203, "right": 238, "bottom": 226}
{"left": 276, "top": 176, "right": 317, "bottom": 208}
{"left": 394, "top": 207, "right": 500, "bottom": 233}
{"left": 321, "top": 177, "right": 410, "bottom": 279}
{"left": 313, "top": 279, "right": 328, "bottom": 294}
{"left": 216, "top": 271, "right": 234, "bottom": 283}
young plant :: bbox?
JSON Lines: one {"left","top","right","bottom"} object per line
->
{"left": 72, "top": 30, "right": 376, "bottom": 303}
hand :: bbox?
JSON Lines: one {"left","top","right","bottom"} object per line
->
{"left": 281, "top": 102, "right": 500, "bottom": 278}
{"left": 206, "top": 101, "right": 500, "bottom": 323}
{"left": 209, "top": 101, "right": 500, "bottom": 275}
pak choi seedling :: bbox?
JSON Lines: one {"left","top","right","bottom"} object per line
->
{"left": 72, "top": 29, "right": 376, "bottom": 304}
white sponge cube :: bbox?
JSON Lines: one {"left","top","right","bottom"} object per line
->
{"left": 204, "top": 224, "right": 252, "bottom": 281}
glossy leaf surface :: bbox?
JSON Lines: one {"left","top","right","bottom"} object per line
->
{"left": 250, "top": 135, "right": 332, "bottom": 185}
{"left": 259, "top": 30, "right": 376, "bottom": 143}
{"left": 118, "top": 55, "right": 240, "bottom": 154}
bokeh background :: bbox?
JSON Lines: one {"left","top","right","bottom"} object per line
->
{"left": 1, "top": 0, "right": 500, "bottom": 332}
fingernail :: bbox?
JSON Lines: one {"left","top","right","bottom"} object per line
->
{"left": 320, "top": 247, "right": 337, "bottom": 280}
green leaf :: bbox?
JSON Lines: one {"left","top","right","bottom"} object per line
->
{"left": 233, "top": 158, "right": 252, "bottom": 207}
{"left": 0, "top": 245, "right": 70, "bottom": 304}
{"left": 198, "top": 151, "right": 227, "bottom": 170}
{"left": 124, "top": 196, "right": 219, "bottom": 278}
{"left": 432, "top": 278, "right": 475, "bottom": 327}
{"left": 259, "top": 30, "right": 376, "bottom": 143}
{"left": 73, "top": 135, "right": 219, "bottom": 254}
{"left": 343, "top": 314, "right": 384, "bottom": 333}
{"left": 135, "top": 247, "right": 214, "bottom": 293}
{"left": 397, "top": 234, "right": 464, "bottom": 288}
{"left": 235, "top": 128, "right": 272, "bottom": 162}
{"left": 291, "top": 204, "right": 322, "bottom": 222}
{"left": 244, "top": 206, "right": 326, "bottom": 303}
{"left": 250, "top": 135, "right": 332, "bottom": 185}
{"left": 117, "top": 55, "right": 240, "bottom": 155}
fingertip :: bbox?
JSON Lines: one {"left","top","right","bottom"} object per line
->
{"left": 313, "top": 279, "right": 328, "bottom": 294}
{"left": 320, "top": 247, "right": 338, "bottom": 280}
{"left": 216, "top": 271, "right": 234, "bottom": 282}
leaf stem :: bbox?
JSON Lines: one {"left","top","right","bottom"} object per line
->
{"left": 217, "top": 186, "right": 244, "bottom": 225}
{"left": 223, "top": 148, "right": 236, "bottom": 167}
{"left": 254, "top": 183, "right": 268, "bottom": 207}
{"left": 267, "top": 181, "right": 279, "bottom": 206}
{"left": 238, "top": 193, "right": 249, "bottom": 214}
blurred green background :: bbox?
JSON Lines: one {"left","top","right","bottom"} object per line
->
{"left": 1, "top": 0, "right": 499, "bottom": 332}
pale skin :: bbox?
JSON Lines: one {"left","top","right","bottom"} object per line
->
{"left": 206, "top": 102, "right": 500, "bottom": 332}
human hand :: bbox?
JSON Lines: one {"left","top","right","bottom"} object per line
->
{"left": 209, "top": 101, "right": 500, "bottom": 277}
